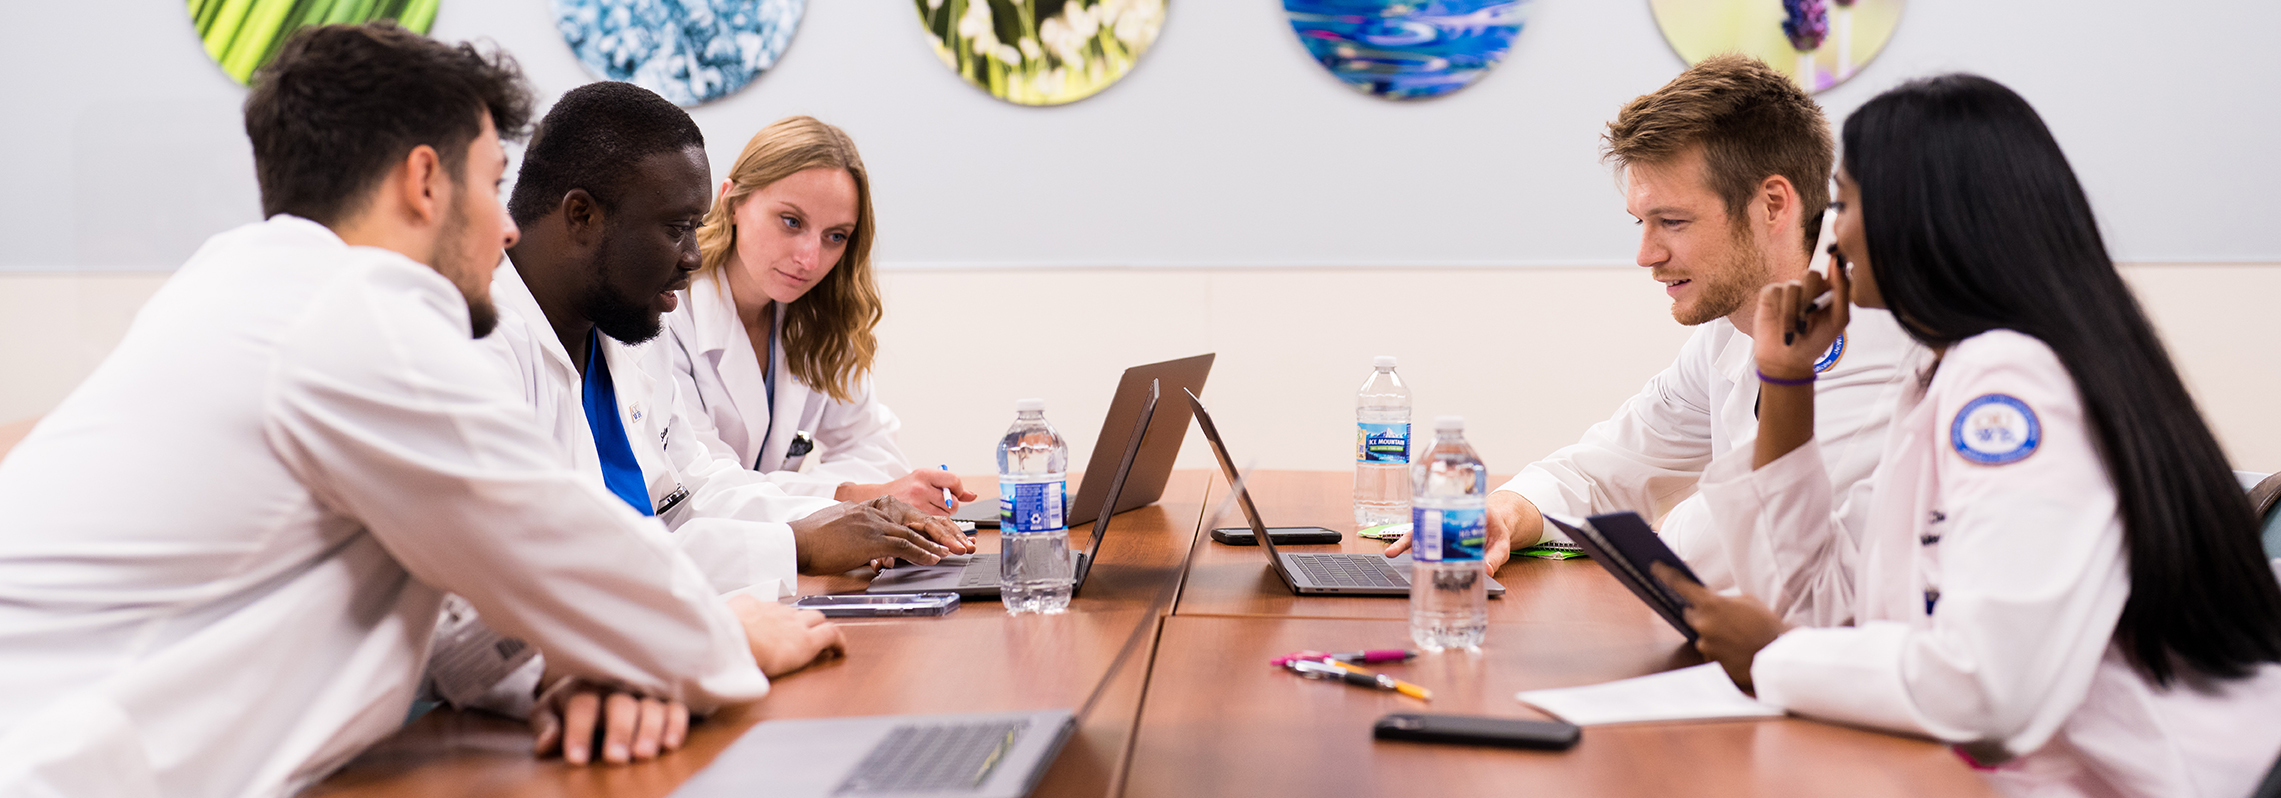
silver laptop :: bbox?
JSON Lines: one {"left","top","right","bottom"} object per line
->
{"left": 668, "top": 708, "right": 1076, "bottom": 798}
{"left": 672, "top": 501, "right": 1181, "bottom": 798}
{"left": 869, "top": 380, "right": 1158, "bottom": 598}
{"left": 1185, "top": 389, "right": 1504, "bottom": 598}
{"left": 954, "top": 353, "right": 1212, "bottom": 528}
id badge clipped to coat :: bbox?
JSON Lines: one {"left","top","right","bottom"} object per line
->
{"left": 779, "top": 430, "right": 815, "bottom": 472}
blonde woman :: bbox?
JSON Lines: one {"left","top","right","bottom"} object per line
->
{"left": 653, "top": 116, "right": 973, "bottom": 515}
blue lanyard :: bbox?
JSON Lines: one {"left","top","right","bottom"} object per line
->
{"left": 581, "top": 328, "right": 653, "bottom": 516}
{"left": 757, "top": 306, "right": 777, "bottom": 470}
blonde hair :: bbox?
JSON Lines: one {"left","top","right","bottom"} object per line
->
{"left": 696, "top": 116, "right": 881, "bottom": 403}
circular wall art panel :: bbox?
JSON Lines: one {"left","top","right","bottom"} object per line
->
{"left": 1648, "top": 0, "right": 1904, "bottom": 93}
{"left": 914, "top": 0, "right": 1168, "bottom": 106}
{"left": 1284, "top": 0, "right": 1533, "bottom": 101}
{"left": 189, "top": 0, "right": 440, "bottom": 85}
{"left": 555, "top": 0, "right": 805, "bottom": 106}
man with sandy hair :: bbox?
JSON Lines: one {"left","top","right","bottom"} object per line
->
{"left": 1391, "top": 55, "right": 1924, "bottom": 595}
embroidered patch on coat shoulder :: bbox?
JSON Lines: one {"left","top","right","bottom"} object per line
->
{"left": 1950, "top": 393, "right": 2040, "bottom": 465}
{"left": 1813, "top": 333, "right": 1846, "bottom": 373}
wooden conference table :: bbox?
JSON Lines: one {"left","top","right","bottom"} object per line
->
{"left": 310, "top": 471, "right": 1992, "bottom": 798}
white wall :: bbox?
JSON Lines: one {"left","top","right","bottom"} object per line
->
{"left": 2, "top": 0, "right": 2277, "bottom": 475}
{"left": 2, "top": 0, "right": 2276, "bottom": 272}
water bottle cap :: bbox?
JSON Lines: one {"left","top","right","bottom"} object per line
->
{"left": 1373, "top": 355, "right": 1397, "bottom": 369}
{"left": 1435, "top": 415, "right": 1464, "bottom": 432}
{"left": 1015, "top": 398, "right": 1045, "bottom": 413}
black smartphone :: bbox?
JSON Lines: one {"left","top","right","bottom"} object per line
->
{"left": 1210, "top": 526, "right": 1342, "bottom": 546}
{"left": 790, "top": 593, "right": 960, "bottom": 617}
{"left": 1372, "top": 713, "right": 1580, "bottom": 750}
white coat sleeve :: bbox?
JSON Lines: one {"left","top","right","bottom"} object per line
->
{"left": 1752, "top": 333, "right": 2129, "bottom": 760}
{"left": 791, "top": 376, "right": 912, "bottom": 491}
{"left": 655, "top": 376, "right": 838, "bottom": 596}
{"left": 1694, "top": 438, "right": 1859, "bottom": 626}
{"left": 1496, "top": 327, "right": 1720, "bottom": 545}
{"left": 263, "top": 275, "right": 768, "bottom": 711}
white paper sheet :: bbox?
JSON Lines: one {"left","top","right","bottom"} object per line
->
{"left": 1516, "top": 663, "right": 1787, "bottom": 725}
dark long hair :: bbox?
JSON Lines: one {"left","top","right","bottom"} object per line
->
{"left": 1844, "top": 74, "right": 2281, "bottom": 685}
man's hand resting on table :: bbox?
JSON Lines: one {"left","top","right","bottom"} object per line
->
{"left": 836, "top": 469, "right": 979, "bottom": 518}
{"left": 791, "top": 495, "right": 975, "bottom": 574}
{"left": 1384, "top": 489, "right": 1541, "bottom": 574}
{"left": 730, "top": 594, "right": 847, "bottom": 677}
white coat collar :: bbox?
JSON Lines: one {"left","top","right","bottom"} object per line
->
{"left": 688, "top": 272, "right": 779, "bottom": 466}
{"left": 491, "top": 261, "right": 661, "bottom": 423}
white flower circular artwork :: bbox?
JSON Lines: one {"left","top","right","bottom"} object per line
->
{"left": 915, "top": 0, "right": 1168, "bottom": 106}
{"left": 555, "top": 0, "right": 805, "bottom": 106}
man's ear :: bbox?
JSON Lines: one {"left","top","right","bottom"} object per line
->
{"left": 560, "top": 188, "right": 604, "bottom": 245}
{"left": 1757, "top": 173, "right": 1799, "bottom": 236}
{"left": 399, "top": 144, "right": 447, "bottom": 226}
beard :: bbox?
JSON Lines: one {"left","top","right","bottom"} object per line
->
{"left": 1672, "top": 226, "right": 1772, "bottom": 326}
{"left": 579, "top": 268, "right": 664, "bottom": 345}
{"left": 431, "top": 192, "right": 502, "bottom": 339}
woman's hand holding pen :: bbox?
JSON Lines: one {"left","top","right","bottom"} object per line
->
{"left": 1747, "top": 246, "right": 1851, "bottom": 469}
{"left": 838, "top": 469, "right": 979, "bottom": 518}
{"left": 1752, "top": 244, "right": 1853, "bottom": 382}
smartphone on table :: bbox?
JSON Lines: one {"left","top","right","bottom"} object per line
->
{"left": 1210, "top": 526, "right": 1342, "bottom": 545}
{"left": 1372, "top": 713, "right": 1581, "bottom": 750}
{"left": 790, "top": 593, "right": 960, "bottom": 617}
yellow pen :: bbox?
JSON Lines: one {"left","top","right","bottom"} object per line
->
{"left": 1287, "top": 659, "right": 1433, "bottom": 702}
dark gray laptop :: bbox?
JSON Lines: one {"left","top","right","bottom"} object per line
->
{"left": 1185, "top": 389, "right": 1503, "bottom": 598}
{"left": 869, "top": 380, "right": 1158, "bottom": 598}
{"left": 954, "top": 353, "right": 1211, "bottom": 528}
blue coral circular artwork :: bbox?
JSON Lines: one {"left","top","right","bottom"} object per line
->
{"left": 554, "top": 0, "right": 804, "bottom": 106}
{"left": 1648, "top": 0, "right": 1905, "bottom": 93}
{"left": 1284, "top": 1, "right": 1533, "bottom": 101}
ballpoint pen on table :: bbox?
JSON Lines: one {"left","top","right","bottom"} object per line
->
{"left": 1271, "top": 649, "right": 1417, "bottom": 666}
{"left": 1285, "top": 659, "right": 1432, "bottom": 701}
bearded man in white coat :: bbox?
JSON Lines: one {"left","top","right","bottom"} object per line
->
{"left": 1389, "top": 56, "right": 1926, "bottom": 596}
{"left": 0, "top": 24, "right": 842, "bottom": 798}
{"left": 481, "top": 81, "right": 976, "bottom": 598}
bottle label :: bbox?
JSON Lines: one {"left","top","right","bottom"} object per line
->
{"left": 1001, "top": 479, "right": 1066, "bottom": 534}
{"left": 1355, "top": 422, "right": 1410, "bottom": 464}
{"left": 1410, "top": 506, "right": 1485, "bottom": 562}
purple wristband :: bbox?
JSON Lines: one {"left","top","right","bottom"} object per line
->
{"left": 1758, "top": 368, "right": 1817, "bottom": 386}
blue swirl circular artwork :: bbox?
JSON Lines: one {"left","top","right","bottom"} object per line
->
{"left": 1284, "top": 0, "right": 1532, "bottom": 100}
{"left": 554, "top": 0, "right": 805, "bottom": 106}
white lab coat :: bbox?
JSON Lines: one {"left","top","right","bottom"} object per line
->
{"left": 1697, "top": 329, "right": 2281, "bottom": 798}
{"left": 0, "top": 217, "right": 768, "bottom": 798}
{"left": 1498, "top": 309, "right": 1921, "bottom": 590}
{"left": 652, "top": 271, "right": 911, "bottom": 495}
{"left": 480, "top": 266, "right": 841, "bottom": 598}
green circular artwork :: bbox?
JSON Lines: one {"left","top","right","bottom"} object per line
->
{"left": 188, "top": 0, "right": 442, "bottom": 85}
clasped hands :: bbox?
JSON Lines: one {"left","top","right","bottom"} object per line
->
{"left": 531, "top": 595, "right": 846, "bottom": 765}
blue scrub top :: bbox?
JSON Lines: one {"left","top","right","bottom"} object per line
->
{"left": 582, "top": 328, "right": 654, "bottom": 516}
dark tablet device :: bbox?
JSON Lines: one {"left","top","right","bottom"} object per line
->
{"left": 1209, "top": 526, "right": 1343, "bottom": 546}
{"left": 1372, "top": 713, "right": 1580, "bottom": 750}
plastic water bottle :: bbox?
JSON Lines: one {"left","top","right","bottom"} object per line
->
{"left": 997, "top": 398, "right": 1073, "bottom": 615}
{"left": 1354, "top": 355, "right": 1413, "bottom": 528}
{"left": 1410, "top": 416, "right": 1488, "bottom": 652}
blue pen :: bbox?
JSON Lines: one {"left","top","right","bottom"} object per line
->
{"left": 938, "top": 464, "right": 955, "bottom": 510}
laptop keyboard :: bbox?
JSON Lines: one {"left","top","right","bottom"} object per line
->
{"left": 1289, "top": 554, "right": 1410, "bottom": 588}
{"left": 958, "top": 555, "right": 1001, "bottom": 588}
{"left": 833, "top": 720, "right": 1028, "bottom": 795}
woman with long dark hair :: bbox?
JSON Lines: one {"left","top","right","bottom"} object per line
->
{"left": 1666, "top": 74, "right": 2281, "bottom": 797}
